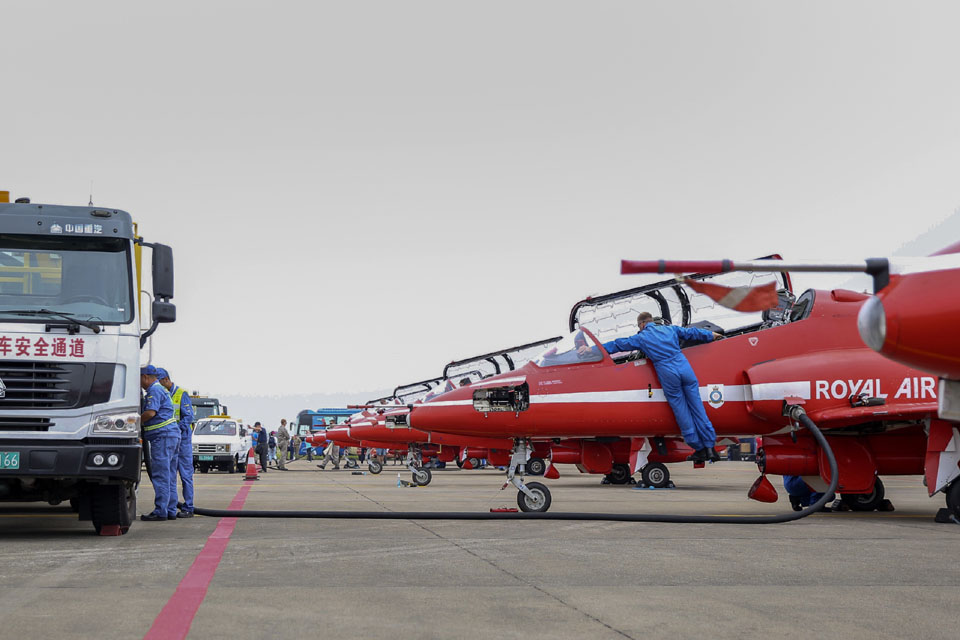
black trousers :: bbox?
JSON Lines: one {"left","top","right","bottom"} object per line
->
{"left": 258, "top": 448, "right": 269, "bottom": 472}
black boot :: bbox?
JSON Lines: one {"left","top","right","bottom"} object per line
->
{"left": 686, "top": 448, "right": 708, "bottom": 463}
{"left": 708, "top": 447, "right": 722, "bottom": 462}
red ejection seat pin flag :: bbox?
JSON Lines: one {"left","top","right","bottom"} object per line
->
{"left": 681, "top": 278, "right": 779, "bottom": 313}
{"left": 619, "top": 259, "right": 779, "bottom": 313}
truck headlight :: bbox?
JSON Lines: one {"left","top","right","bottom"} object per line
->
{"left": 94, "top": 413, "right": 140, "bottom": 435}
{"left": 216, "top": 444, "right": 226, "bottom": 453}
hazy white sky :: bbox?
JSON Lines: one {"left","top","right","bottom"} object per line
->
{"left": 3, "top": 1, "right": 959, "bottom": 402}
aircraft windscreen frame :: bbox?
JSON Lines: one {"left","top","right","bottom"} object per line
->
{"left": 0, "top": 234, "right": 135, "bottom": 325}
{"left": 572, "top": 266, "right": 793, "bottom": 345}
{"left": 194, "top": 420, "right": 238, "bottom": 436}
{"left": 534, "top": 330, "right": 604, "bottom": 367}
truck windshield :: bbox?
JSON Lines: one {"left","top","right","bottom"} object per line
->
{"left": 194, "top": 420, "right": 237, "bottom": 436}
{"left": 192, "top": 402, "right": 223, "bottom": 420}
{"left": 0, "top": 235, "right": 133, "bottom": 324}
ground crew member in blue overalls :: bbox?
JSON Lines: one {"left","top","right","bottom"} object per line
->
{"left": 139, "top": 365, "right": 180, "bottom": 521}
{"left": 158, "top": 368, "right": 195, "bottom": 518}
{"left": 586, "top": 311, "right": 722, "bottom": 463}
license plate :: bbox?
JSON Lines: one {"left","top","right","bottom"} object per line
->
{"left": 0, "top": 452, "right": 20, "bottom": 470}
{"left": 198, "top": 455, "right": 214, "bottom": 461}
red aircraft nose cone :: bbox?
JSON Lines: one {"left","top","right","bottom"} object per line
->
{"left": 747, "top": 475, "right": 779, "bottom": 503}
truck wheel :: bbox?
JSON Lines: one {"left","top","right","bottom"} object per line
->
{"left": 946, "top": 480, "right": 960, "bottom": 518}
{"left": 517, "top": 482, "right": 552, "bottom": 513}
{"left": 525, "top": 457, "right": 546, "bottom": 476}
{"left": 236, "top": 457, "right": 246, "bottom": 473}
{"left": 91, "top": 483, "right": 135, "bottom": 535}
{"left": 412, "top": 467, "right": 432, "bottom": 486}
{"left": 607, "top": 463, "right": 632, "bottom": 485}
{"left": 841, "top": 477, "right": 885, "bottom": 511}
{"left": 368, "top": 459, "right": 383, "bottom": 475}
{"left": 199, "top": 464, "right": 209, "bottom": 474}
{"left": 228, "top": 459, "right": 237, "bottom": 474}
{"left": 641, "top": 462, "right": 671, "bottom": 488}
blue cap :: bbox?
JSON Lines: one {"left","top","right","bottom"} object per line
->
{"left": 140, "top": 365, "right": 160, "bottom": 376}
{"left": 156, "top": 368, "right": 170, "bottom": 380}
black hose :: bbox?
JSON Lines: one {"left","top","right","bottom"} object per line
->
{"left": 194, "top": 408, "right": 838, "bottom": 524}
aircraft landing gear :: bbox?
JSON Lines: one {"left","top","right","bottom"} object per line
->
{"left": 641, "top": 462, "right": 671, "bottom": 489}
{"left": 525, "top": 457, "right": 546, "bottom": 476}
{"left": 517, "top": 482, "right": 551, "bottom": 512}
{"left": 412, "top": 467, "right": 432, "bottom": 486}
{"left": 604, "top": 463, "right": 634, "bottom": 485}
{"left": 403, "top": 446, "right": 432, "bottom": 486}
{"left": 944, "top": 480, "right": 960, "bottom": 519}
{"left": 840, "top": 477, "right": 886, "bottom": 511}
{"left": 506, "top": 440, "right": 552, "bottom": 513}
{"left": 368, "top": 459, "right": 383, "bottom": 475}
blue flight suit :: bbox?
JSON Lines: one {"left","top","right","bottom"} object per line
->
{"left": 170, "top": 385, "right": 195, "bottom": 513}
{"left": 142, "top": 381, "right": 180, "bottom": 518}
{"left": 783, "top": 475, "right": 832, "bottom": 508}
{"left": 603, "top": 324, "right": 717, "bottom": 451}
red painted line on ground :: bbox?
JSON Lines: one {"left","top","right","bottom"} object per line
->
{"left": 144, "top": 483, "right": 252, "bottom": 640}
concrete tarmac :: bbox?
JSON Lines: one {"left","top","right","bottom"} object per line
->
{"left": 0, "top": 459, "right": 957, "bottom": 639}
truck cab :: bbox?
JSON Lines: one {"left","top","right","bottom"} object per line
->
{"left": 0, "top": 190, "right": 175, "bottom": 535}
{"left": 192, "top": 417, "right": 250, "bottom": 473}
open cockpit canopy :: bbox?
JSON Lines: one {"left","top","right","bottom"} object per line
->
{"left": 570, "top": 257, "right": 795, "bottom": 346}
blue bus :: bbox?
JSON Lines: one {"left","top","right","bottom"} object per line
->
{"left": 296, "top": 408, "right": 357, "bottom": 436}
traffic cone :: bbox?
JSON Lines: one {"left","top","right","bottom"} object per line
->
{"left": 244, "top": 447, "right": 259, "bottom": 481}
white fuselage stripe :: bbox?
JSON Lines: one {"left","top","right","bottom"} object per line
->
{"left": 416, "top": 381, "right": 812, "bottom": 407}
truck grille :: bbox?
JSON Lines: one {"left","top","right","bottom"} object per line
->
{"left": 0, "top": 361, "right": 113, "bottom": 410}
{"left": 196, "top": 444, "right": 220, "bottom": 454}
{"left": 0, "top": 417, "right": 55, "bottom": 431}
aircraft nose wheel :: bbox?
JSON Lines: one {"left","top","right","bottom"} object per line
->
{"left": 641, "top": 462, "right": 671, "bottom": 488}
{"left": 368, "top": 459, "right": 383, "bottom": 475}
{"left": 412, "top": 467, "right": 432, "bottom": 486}
{"left": 517, "top": 481, "right": 552, "bottom": 513}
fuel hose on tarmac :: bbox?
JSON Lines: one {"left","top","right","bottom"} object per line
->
{"left": 194, "top": 407, "right": 838, "bottom": 524}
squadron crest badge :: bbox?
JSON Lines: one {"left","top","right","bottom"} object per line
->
{"left": 707, "top": 384, "right": 724, "bottom": 409}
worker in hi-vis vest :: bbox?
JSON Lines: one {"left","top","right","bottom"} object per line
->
{"left": 139, "top": 365, "right": 179, "bottom": 521}
{"left": 158, "top": 368, "right": 195, "bottom": 517}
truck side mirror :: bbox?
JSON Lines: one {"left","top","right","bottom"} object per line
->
{"left": 239, "top": 428, "right": 246, "bottom": 437}
{"left": 152, "top": 300, "right": 176, "bottom": 324}
{"left": 152, "top": 244, "right": 175, "bottom": 300}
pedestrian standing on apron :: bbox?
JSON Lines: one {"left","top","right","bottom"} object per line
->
{"left": 158, "top": 368, "right": 196, "bottom": 517}
{"left": 139, "top": 365, "right": 179, "bottom": 521}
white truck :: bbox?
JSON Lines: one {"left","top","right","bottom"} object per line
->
{"left": 0, "top": 190, "right": 175, "bottom": 535}
{"left": 192, "top": 418, "right": 251, "bottom": 473}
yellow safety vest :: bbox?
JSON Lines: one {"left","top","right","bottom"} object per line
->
{"left": 171, "top": 387, "right": 186, "bottom": 421}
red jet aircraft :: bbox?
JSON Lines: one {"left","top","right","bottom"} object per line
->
{"left": 407, "top": 266, "right": 947, "bottom": 514}
{"left": 621, "top": 244, "right": 960, "bottom": 518}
